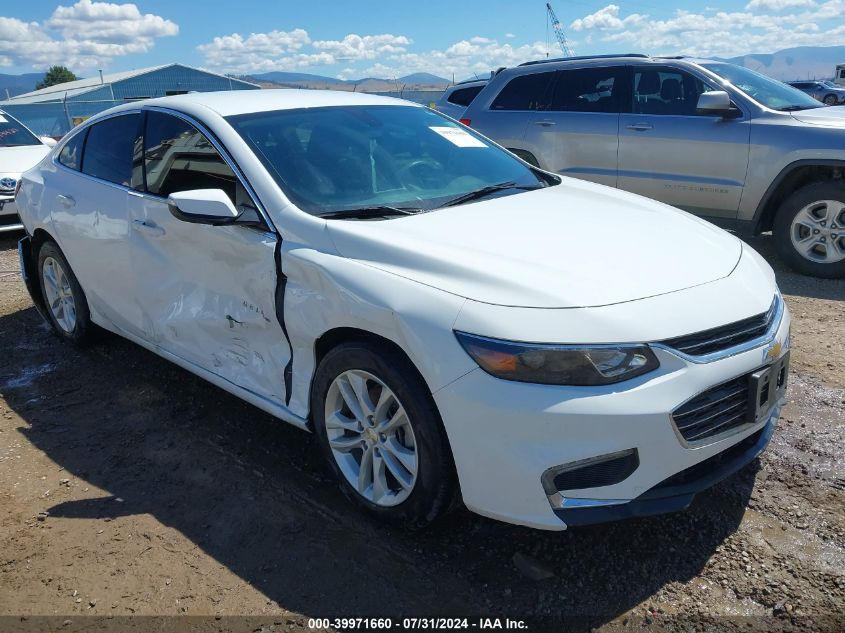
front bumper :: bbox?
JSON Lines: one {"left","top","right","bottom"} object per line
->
{"left": 0, "top": 197, "right": 24, "bottom": 233}
{"left": 434, "top": 302, "right": 790, "bottom": 531}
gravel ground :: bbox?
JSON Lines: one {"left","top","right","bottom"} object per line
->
{"left": 0, "top": 232, "right": 843, "bottom": 632}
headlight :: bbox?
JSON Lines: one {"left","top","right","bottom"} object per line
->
{"left": 454, "top": 331, "right": 660, "bottom": 386}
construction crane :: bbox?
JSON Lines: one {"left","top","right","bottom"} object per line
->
{"left": 546, "top": 2, "right": 575, "bottom": 57}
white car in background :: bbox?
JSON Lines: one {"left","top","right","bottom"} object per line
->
{"left": 0, "top": 109, "right": 55, "bottom": 233}
{"left": 16, "top": 91, "right": 790, "bottom": 530}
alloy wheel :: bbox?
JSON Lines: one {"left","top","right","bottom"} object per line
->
{"left": 324, "top": 369, "right": 418, "bottom": 506}
{"left": 790, "top": 200, "right": 845, "bottom": 264}
{"left": 41, "top": 256, "right": 77, "bottom": 333}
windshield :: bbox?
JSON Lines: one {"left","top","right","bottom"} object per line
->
{"left": 0, "top": 112, "right": 41, "bottom": 147}
{"left": 700, "top": 63, "right": 823, "bottom": 111}
{"left": 227, "top": 105, "right": 547, "bottom": 215}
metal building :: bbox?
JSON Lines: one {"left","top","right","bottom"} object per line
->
{"left": 0, "top": 63, "right": 260, "bottom": 137}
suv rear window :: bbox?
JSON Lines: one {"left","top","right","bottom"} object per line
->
{"left": 491, "top": 72, "right": 555, "bottom": 111}
{"left": 447, "top": 85, "right": 485, "bottom": 107}
{"left": 549, "top": 67, "right": 625, "bottom": 113}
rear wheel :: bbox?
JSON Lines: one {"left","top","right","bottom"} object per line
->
{"left": 311, "top": 341, "right": 457, "bottom": 529}
{"left": 773, "top": 181, "right": 845, "bottom": 278}
{"left": 823, "top": 94, "right": 837, "bottom": 105}
{"left": 37, "top": 241, "right": 95, "bottom": 344}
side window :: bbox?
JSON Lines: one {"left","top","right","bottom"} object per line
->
{"left": 839, "top": 69, "right": 845, "bottom": 80}
{"left": 57, "top": 130, "right": 86, "bottom": 171}
{"left": 143, "top": 111, "right": 260, "bottom": 222}
{"left": 491, "top": 72, "right": 555, "bottom": 111}
{"left": 447, "top": 85, "right": 484, "bottom": 107}
{"left": 549, "top": 67, "right": 625, "bottom": 113}
{"left": 81, "top": 114, "right": 142, "bottom": 186}
{"left": 632, "top": 68, "right": 713, "bottom": 116}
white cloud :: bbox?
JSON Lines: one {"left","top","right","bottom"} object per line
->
{"left": 312, "top": 34, "right": 411, "bottom": 61}
{"left": 745, "top": 0, "right": 816, "bottom": 10}
{"left": 0, "top": 0, "right": 177, "bottom": 71}
{"left": 568, "top": 1, "right": 845, "bottom": 58}
{"left": 197, "top": 29, "right": 312, "bottom": 72}
{"left": 197, "top": 28, "right": 552, "bottom": 80}
{"left": 504, "top": 32, "right": 515, "bottom": 39}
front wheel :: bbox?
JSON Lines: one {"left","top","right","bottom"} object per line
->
{"left": 311, "top": 341, "right": 457, "bottom": 529}
{"left": 773, "top": 181, "right": 845, "bottom": 278}
{"left": 823, "top": 94, "right": 837, "bottom": 106}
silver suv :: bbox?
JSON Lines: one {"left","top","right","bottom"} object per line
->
{"left": 462, "top": 54, "right": 845, "bottom": 278}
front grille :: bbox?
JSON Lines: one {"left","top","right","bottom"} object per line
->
{"left": 660, "top": 297, "right": 778, "bottom": 357}
{"left": 672, "top": 373, "right": 751, "bottom": 443}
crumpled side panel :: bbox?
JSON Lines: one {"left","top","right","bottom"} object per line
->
{"left": 129, "top": 194, "right": 290, "bottom": 405}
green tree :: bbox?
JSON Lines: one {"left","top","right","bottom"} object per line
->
{"left": 35, "top": 66, "right": 78, "bottom": 90}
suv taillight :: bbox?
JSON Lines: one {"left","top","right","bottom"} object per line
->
{"left": 459, "top": 118, "right": 471, "bottom": 127}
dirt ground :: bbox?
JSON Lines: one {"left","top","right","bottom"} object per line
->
{"left": 0, "top": 231, "right": 843, "bottom": 632}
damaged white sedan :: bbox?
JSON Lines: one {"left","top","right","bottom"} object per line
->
{"left": 16, "top": 91, "right": 790, "bottom": 530}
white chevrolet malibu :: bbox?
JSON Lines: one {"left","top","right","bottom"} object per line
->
{"left": 16, "top": 91, "right": 790, "bottom": 530}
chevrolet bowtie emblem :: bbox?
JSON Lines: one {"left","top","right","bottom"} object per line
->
{"left": 764, "top": 341, "right": 783, "bottom": 363}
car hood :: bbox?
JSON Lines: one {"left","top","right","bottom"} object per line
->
{"left": 790, "top": 106, "right": 845, "bottom": 127}
{"left": 0, "top": 144, "right": 50, "bottom": 174}
{"left": 326, "top": 180, "right": 742, "bottom": 308}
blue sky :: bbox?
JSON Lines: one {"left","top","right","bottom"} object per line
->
{"left": 2, "top": 0, "right": 845, "bottom": 79}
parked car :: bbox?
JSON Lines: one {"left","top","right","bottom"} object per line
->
{"left": 17, "top": 91, "right": 790, "bottom": 530}
{"left": 0, "top": 109, "right": 55, "bottom": 233}
{"left": 787, "top": 80, "right": 845, "bottom": 105}
{"left": 461, "top": 54, "right": 845, "bottom": 278}
{"left": 434, "top": 79, "right": 488, "bottom": 120}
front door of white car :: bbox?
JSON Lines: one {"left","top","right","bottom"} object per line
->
{"left": 126, "top": 110, "right": 291, "bottom": 404}
{"left": 617, "top": 67, "right": 751, "bottom": 219}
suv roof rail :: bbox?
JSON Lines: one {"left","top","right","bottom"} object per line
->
{"left": 519, "top": 53, "right": 648, "bottom": 67}
{"left": 453, "top": 77, "right": 489, "bottom": 86}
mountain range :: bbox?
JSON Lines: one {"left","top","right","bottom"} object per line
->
{"left": 2, "top": 46, "right": 844, "bottom": 99}
{"left": 723, "top": 45, "right": 845, "bottom": 81}
{"left": 243, "top": 71, "right": 451, "bottom": 92}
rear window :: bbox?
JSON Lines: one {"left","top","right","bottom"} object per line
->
{"left": 549, "top": 67, "right": 625, "bottom": 113}
{"left": 491, "top": 72, "right": 555, "bottom": 111}
{"left": 81, "top": 114, "right": 142, "bottom": 187}
{"left": 58, "top": 130, "right": 86, "bottom": 171}
{"left": 447, "top": 85, "right": 484, "bottom": 107}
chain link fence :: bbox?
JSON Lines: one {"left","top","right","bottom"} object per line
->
{"left": 4, "top": 89, "right": 447, "bottom": 139}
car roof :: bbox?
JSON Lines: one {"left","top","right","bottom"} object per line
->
{"left": 514, "top": 54, "right": 721, "bottom": 70}
{"left": 105, "top": 89, "right": 418, "bottom": 118}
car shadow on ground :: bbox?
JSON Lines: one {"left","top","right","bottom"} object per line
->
{"left": 0, "top": 302, "right": 760, "bottom": 625}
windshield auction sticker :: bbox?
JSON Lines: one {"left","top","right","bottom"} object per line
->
{"left": 429, "top": 126, "right": 487, "bottom": 148}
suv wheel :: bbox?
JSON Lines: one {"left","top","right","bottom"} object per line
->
{"left": 774, "top": 181, "right": 845, "bottom": 278}
{"left": 311, "top": 341, "right": 457, "bottom": 529}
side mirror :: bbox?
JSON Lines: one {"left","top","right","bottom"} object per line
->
{"left": 167, "top": 189, "right": 240, "bottom": 226}
{"left": 40, "top": 136, "right": 57, "bottom": 148}
{"left": 696, "top": 91, "right": 741, "bottom": 118}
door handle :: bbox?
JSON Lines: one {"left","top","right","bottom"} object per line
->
{"left": 534, "top": 120, "right": 557, "bottom": 127}
{"left": 626, "top": 123, "right": 654, "bottom": 132}
{"left": 56, "top": 194, "right": 75, "bottom": 208}
{"left": 132, "top": 219, "right": 166, "bottom": 237}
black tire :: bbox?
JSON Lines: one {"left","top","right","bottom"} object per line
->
{"left": 773, "top": 181, "right": 845, "bottom": 279}
{"left": 823, "top": 94, "right": 837, "bottom": 106}
{"left": 37, "top": 240, "right": 95, "bottom": 345}
{"left": 311, "top": 341, "right": 457, "bottom": 529}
